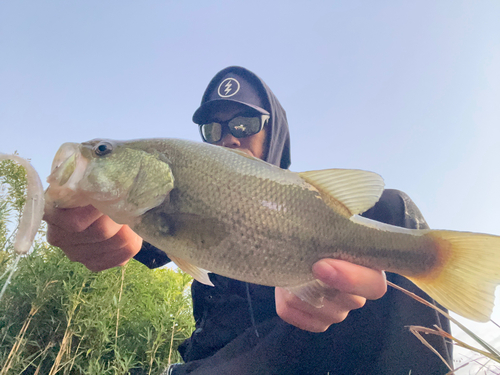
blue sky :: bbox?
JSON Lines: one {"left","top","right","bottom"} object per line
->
{"left": 1, "top": 1, "right": 499, "bottom": 370}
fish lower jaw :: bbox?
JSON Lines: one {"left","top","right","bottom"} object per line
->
{"left": 44, "top": 186, "right": 87, "bottom": 209}
{"left": 46, "top": 147, "right": 89, "bottom": 209}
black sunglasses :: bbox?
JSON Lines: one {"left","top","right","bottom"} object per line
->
{"left": 199, "top": 114, "right": 270, "bottom": 144}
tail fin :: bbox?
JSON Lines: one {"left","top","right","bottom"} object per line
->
{"left": 408, "top": 230, "right": 500, "bottom": 322}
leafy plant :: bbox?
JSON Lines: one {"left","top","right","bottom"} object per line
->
{"left": 0, "top": 158, "right": 195, "bottom": 374}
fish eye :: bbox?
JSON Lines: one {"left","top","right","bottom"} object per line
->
{"left": 94, "top": 142, "right": 113, "bottom": 156}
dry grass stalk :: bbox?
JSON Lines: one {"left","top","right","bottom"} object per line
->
{"left": 387, "top": 280, "right": 500, "bottom": 373}
{"left": 32, "top": 341, "right": 56, "bottom": 375}
{"left": 48, "top": 279, "right": 87, "bottom": 375}
{"left": 409, "top": 325, "right": 454, "bottom": 372}
{"left": 167, "top": 318, "right": 176, "bottom": 367}
{"left": 115, "top": 265, "right": 127, "bottom": 347}
{"left": 65, "top": 334, "right": 85, "bottom": 374}
{"left": 411, "top": 325, "right": 498, "bottom": 363}
{"left": 409, "top": 325, "right": 500, "bottom": 374}
{"left": 48, "top": 328, "right": 74, "bottom": 375}
{"left": 0, "top": 304, "right": 40, "bottom": 375}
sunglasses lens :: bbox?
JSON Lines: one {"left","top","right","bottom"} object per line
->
{"left": 228, "top": 116, "right": 262, "bottom": 138}
{"left": 201, "top": 123, "right": 222, "bottom": 143}
{"left": 200, "top": 115, "right": 268, "bottom": 143}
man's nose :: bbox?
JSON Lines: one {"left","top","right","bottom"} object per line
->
{"left": 219, "top": 133, "right": 241, "bottom": 149}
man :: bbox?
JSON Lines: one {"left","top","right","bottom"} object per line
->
{"left": 45, "top": 66, "right": 452, "bottom": 374}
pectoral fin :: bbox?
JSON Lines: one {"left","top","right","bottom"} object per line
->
{"left": 299, "top": 169, "right": 384, "bottom": 217}
{"left": 168, "top": 254, "right": 214, "bottom": 287}
{"left": 139, "top": 210, "right": 228, "bottom": 249}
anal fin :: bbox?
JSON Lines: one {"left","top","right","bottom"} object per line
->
{"left": 168, "top": 254, "right": 214, "bottom": 287}
{"left": 286, "top": 279, "right": 338, "bottom": 308}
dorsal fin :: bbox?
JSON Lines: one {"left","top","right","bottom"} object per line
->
{"left": 299, "top": 169, "right": 384, "bottom": 217}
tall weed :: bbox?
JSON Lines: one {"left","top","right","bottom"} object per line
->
{"left": 0, "top": 158, "right": 195, "bottom": 374}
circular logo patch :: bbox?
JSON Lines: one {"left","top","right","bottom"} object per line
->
{"left": 218, "top": 78, "right": 240, "bottom": 98}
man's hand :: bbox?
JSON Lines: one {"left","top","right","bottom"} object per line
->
{"left": 275, "top": 259, "right": 387, "bottom": 332}
{"left": 44, "top": 205, "right": 143, "bottom": 272}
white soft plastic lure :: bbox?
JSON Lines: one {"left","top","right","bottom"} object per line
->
{"left": 0, "top": 153, "right": 45, "bottom": 254}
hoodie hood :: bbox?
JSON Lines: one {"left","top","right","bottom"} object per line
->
{"left": 193, "top": 66, "right": 291, "bottom": 169}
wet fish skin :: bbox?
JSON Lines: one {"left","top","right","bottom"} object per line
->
{"left": 124, "top": 139, "right": 438, "bottom": 283}
{"left": 45, "top": 138, "right": 500, "bottom": 322}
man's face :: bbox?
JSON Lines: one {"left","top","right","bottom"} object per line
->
{"left": 203, "top": 103, "right": 268, "bottom": 160}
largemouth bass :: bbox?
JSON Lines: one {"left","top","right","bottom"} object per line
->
{"left": 45, "top": 138, "right": 500, "bottom": 322}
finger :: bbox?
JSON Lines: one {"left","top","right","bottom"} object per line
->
{"left": 276, "top": 287, "right": 365, "bottom": 329}
{"left": 47, "top": 214, "right": 124, "bottom": 247}
{"left": 276, "top": 288, "right": 364, "bottom": 332}
{"left": 275, "top": 288, "right": 326, "bottom": 332}
{"left": 312, "top": 259, "right": 387, "bottom": 300}
{"left": 64, "top": 226, "right": 143, "bottom": 271}
{"left": 80, "top": 246, "right": 133, "bottom": 272}
{"left": 325, "top": 292, "right": 366, "bottom": 312}
{"left": 44, "top": 205, "right": 103, "bottom": 233}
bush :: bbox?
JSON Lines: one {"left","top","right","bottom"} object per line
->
{"left": 0, "top": 158, "right": 195, "bottom": 374}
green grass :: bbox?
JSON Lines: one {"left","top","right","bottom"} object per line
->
{"left": 0, "top": 244, "right": 195, "bottom": 374}
{"left": 1, "top": 158, "right": 195, "bottom": 374}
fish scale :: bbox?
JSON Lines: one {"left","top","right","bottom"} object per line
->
{"left": 45, "top": 138, "right": 500, "bottom": 322}
{"left": 131, "top": 139, "right": 438, "bottom": 285}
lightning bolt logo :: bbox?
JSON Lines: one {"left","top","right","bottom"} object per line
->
{"left": 224, "top": 81, "right": 232, "bottom": 95}
{"left": 218, "top": 78, "right": 240, "bottom": 97}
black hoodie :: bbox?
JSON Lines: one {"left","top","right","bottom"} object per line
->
{"left": 135, "top": 67, "right": 452, "bottom": 374}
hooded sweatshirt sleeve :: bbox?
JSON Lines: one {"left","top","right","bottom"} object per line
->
{"left": 133, "top": 241, "right": 171, "bottom": 269}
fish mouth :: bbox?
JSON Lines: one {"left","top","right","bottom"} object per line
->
{"left": 45, "top": 143, "right": 89, "bottom": 208}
